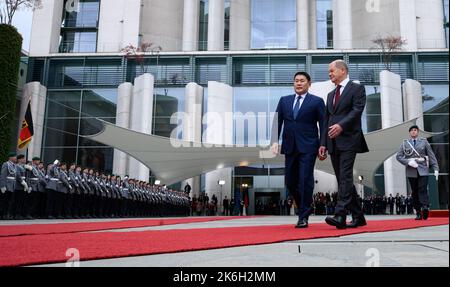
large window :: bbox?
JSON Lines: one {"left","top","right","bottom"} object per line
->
{"left": 43, "top": 89, "right": 117, "bottom": 173}
{"left": 199, "top": 0, "right": 209, "bottom": 51}
{"left": 60, "top": 0, "right": 100, "bottom": 53}
{"left": 251, "top": 0, "right": 297, "bottom": 49}
{"left": 316, "top": 0, "right": 333, "bottom": 49}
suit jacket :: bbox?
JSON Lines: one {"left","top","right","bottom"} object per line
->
{"left": 396, "top": 137, "right": 439, "bottom": 178}
{"left": 320, "top": 81, "right": 369, "bottom": 154}
{"left": 273, "top": 93, "right": 325, "bottom": 155}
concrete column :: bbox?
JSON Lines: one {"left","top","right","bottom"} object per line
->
{"left": 399, "top": 0, "right": 418, "bottom": 50}
{"left": 205, "top": 81, "right": 233, "bottom": 210}
{"left": 17, "top": 82, "right": 47, "bottom": 160}
{"left": 332, "top": 0, "right": 352, "bottom": 50}
{"left": 308, "top": 0, "right": 317, "bottom": 50}
{"left": 182, "top": 0, "right": 200, "bottom": 51}
{"left": 29, "top": 0, "right": 64, "bottom": 56}
{"left": 208, "top": 0, "right": 225, "bottom": 51}
{"left": 97, "top": 0, "right": 141, "bottom": 52}
{"left": 128, "top": 74, "right": 154, "bottom": 182}
{"left": 297, "top": 0, "right": 309, "bottom": 49}
{"left": 403, "top": 79, "right": 424, "bottom": 128}
{"left": 415, "top": 0, "right": 446, "bottom": 49}
{"left": 380, "top": 70, "right": 407, "bottom": 197}
{"left": 113, "top": 83, "right": 133, "bottom": 176}
{"left": 229, "top": 0, "right": 251, "bottom": 51}
{"left": 181, "top": 82, "right": 204, "bottom": 198}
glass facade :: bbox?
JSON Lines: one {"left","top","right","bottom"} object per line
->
{"left": 251, "top": 0, "right": 297, "bottom": 49}
{"left": 34, "top": 52, "right": 448, "bottom": 208}
{"left": 316, "top": 0, "right": 333, "bottom": 49}
{"left": 199, "top": 0, "right": 209, "bottom": 51}
{"left": 60, "top": 0, "right": 100, "bottom": 53}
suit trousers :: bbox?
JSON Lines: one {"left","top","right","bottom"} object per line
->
{"left": 330, "top": 150, "right": 364, "bottom": 218}
{"left": 285, "top": 151, "right": 317, "bottom": 220}
{"left": 408, "top": 173, "right": 429, "bottom": 212}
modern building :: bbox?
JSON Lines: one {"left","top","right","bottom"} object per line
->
{"left": 22, "top": 0, "right": 448, "bottom": 212}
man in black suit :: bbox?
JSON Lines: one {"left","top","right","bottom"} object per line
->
{"left": 319, "top": 60, "right": 369, "bottom": 229}
{"left": 272, "top": 72, "right": 325, "bottom": 229}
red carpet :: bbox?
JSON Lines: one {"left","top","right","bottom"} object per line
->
{"left": 0, "top": 216, "right": 258, "bottom": 237}
{"left": 0, "top": 218, "right": 447, "bottom": 267}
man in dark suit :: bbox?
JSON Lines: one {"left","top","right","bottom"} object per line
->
{"left": 272, "top": 71, "right": 325, "bottom": 229}
{"left": 319, "top": 60, "right": 369, "bottom": 229}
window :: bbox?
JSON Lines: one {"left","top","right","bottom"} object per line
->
{"left": 199, "top": 0, "right": 209, "bottom": 51}
{"left": 251, "top": 0, "right": 297, "bottom": 49}
{"left": 59, "top": 0, "right": 100, "bottom": 53}
{"left": 316, "top": 0, "right": 333, "bottom": 49}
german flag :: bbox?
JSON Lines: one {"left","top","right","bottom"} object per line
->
{"left": 17, "top": 100, "right": 34, "bottom": 150}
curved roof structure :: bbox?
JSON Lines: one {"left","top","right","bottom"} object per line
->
{"left": 85, "top": 119, "right": 439, "bottom": 187}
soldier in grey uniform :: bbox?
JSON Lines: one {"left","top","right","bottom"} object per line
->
{"left": 58, "top": 163, "right": 72, "bottom": 219}
{"left": 9, "top": 154, "right": 29, "bottom": 219}
{"left": 0, "top": 153, "right": 17, "bottom": 219}
{"left": 68, "top": 164, "right": 82, "bottom": 218}
{"left": 396, "top": 125, "right": 439, "bottom": 220}
{"left": 25, "top": 157, "right": 47, "bottom": 219}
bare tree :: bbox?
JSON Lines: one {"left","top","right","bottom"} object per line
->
{"left": 0, "top": 0, "right": 42, "bottom": 25}
{"left": 372, "top": 35, "right": 406, "bottom": 71}
{"left": 121, "top": 42, "right": 162, "bottom": 74}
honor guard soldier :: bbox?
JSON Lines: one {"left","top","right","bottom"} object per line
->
{"left": 396, "top": 125, "right": 439, "bottom": 220}
{"left": 45, "top": 162, "right": 59, "bottom": 219}
{"left": 9, "top": 154, "right": 29, "bottom": 220}
{"left": 68, "top": 164, "right": 82, "bottom": 218}
{"left": 25, "top": 157, "right": 47, "bottom": 219}
{"left": 58, "top": 163, "right": 73, "bottom": 219}
{"left": 0, "top": 153, "right": 17, "bottom": 219}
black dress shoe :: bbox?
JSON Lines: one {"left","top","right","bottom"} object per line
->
{"left": 295, "top": 219, "right": 308, "bottom": 229}
{"left": 325, "top": 215, "right": 347, "bottom": 229}
{"left": 422, "top": 207, "right": 429, "bottom": 220}
{"left": 415, "top": 212, "right": 422, "bottom": 220}
{"left": 347, "top": 217, "right": 367, "bottom": 228}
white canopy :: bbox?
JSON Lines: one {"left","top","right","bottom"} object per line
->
{"left": 85, "top": 119, "right": 438, "bottom": 187}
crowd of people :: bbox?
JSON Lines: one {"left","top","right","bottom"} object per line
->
{"left": 311, "top": 192, "right": 414, "bottom": 216}
{"left": 0, "top": 153, "right": 190, "bottom": 220}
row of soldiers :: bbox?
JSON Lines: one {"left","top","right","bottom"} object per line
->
{"left": 0, "top": 153, "right": 190, "bottom": 220}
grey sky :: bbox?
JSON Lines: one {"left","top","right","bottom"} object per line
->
{"left": 12, "top": 10, "right": 33, "bottom": 52}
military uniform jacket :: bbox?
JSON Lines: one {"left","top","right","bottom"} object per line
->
{"left": 27, "top": 165, "right": 47, "bottom": 192}
{"left": 68, "top": 170, "right": 81, "bottom": 194}
{"left": 396, "top": 137, "right": 439, "bottom": 178}
{"left": 0, "top": 161, "right": 17, "bottom": 192}
{"left": 15, "top": 164, "right": 27, "bottom": 191}
{"left": 82, "top": 173, "right": 93, "bottom": 195}
{"left": 46, "top": 166, "right": 60, "bottom": 191}
{"left": 58, "top": 170, "right": 72, "bottom": 194}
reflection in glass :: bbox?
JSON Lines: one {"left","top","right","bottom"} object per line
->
{"left": 81, "top": 89, "right": 117, "bottom": 118}
{"left": 78, "top": 147, "right": 114, "bottom": 173}
{"left": 316, "top": 0, "right": 333, "bottom": 49}
{"left": 251, "top": 0, "right": 297, "bottom": 49}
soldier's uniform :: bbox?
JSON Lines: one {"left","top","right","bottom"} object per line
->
{"left": 9, "top": 156, "right": 29, "bottom": 219}
{"left": 58, "top": 166, "right": 72, "bottom": 218}
{"left": 0, "top": 154, "right": 17, "bottom": 219}
{"left": 45, "top": 163, "right": 61, "bottom": 219}
{"left": 68, "top": 168, "right": 81, "bottom": 218}
{"left": 25, "top": 159, "right": 47, "bottom": 218}
{"left": 396, "top": 126, "right": 439, "bottom": 220}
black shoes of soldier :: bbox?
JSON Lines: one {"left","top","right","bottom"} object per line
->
{"left": 347, "top": 216, "right": 367, "bottom": 228}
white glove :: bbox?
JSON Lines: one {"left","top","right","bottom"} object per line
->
{"left": 53, "top": 159, "right": 59, "bottom": 165}
{"left": 408, "top": 160, "right": 419, "bottom": 168}
{"left": 69, "top": 185, "right": 73, "bottom": 190}
{"left": 27, "top": 187, "right": 32, "bottom": 194}
{"left": 24, "top": 164, "right": 33, "bottom": 171}
{"left": 21, "top": 181, "right": 29, "bottom": 192}
{"left": 1, "top": 187, "right": 6, "bottom": 193}
{"left": 434, "top": 170, "right": 439, "bottom": 181}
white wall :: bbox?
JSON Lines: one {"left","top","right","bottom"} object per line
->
{"left": 29, "top": 0, "right": 64, "bottom": 56}
{"left": 140, "top": 0, "right": 184, "bottom": 52}
{"left": 97, "top": 0, "right": 141, "bottom": 52}
{"left": 415, "top": 0, "right": 446, "bottom": 49}
{"left": 230, "top": 0, "right": 251, "bottom": 51}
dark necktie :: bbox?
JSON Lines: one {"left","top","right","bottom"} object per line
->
{"left": 413, "top": 139, "right": 416, "bottom": 146}
{"left": 334, "top": 85, "right": 342, "bottom": 110}
{"left": 293, "top": 96, "right": 301, "bottom": 119}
